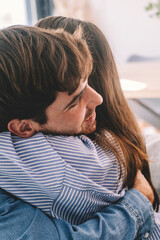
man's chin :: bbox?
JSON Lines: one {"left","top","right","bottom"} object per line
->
{"left": 40, "top": 121, "right": 97, "bottom": 136}
{"left": 80, "top": 122, "right": 96, "bottom": 135}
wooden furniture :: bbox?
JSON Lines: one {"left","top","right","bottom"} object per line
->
{"left": 118, "top": 62, "right": 160, "bottom": 129}
{"left": 118, "top": 61, "right": 160, "bottom": 98}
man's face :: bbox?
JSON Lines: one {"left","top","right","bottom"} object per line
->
{"left": 36, "top": 79, "right": 103, "bottom": 135}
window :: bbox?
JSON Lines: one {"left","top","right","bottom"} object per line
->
{"left": 0, "top": 0, "right": 54, "bottom": 28}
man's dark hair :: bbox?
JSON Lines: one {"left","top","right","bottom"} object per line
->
{"left": 0, "top": 25, "right": 92, "bottom": 131}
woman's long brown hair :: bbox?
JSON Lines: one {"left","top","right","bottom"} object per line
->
{"left": 36, "top": 16, "right": 159, "bottom": 211}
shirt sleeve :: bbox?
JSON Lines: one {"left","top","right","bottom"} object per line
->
{"left": 0, "top": 188, "right": 155, "bottom": 240}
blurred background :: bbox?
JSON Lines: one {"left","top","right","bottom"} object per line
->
{"left": 1, "top": 0, "right": 160, "bottom": 62}
{"left": 0, "top": 0, "right": 160, "bottom": 194}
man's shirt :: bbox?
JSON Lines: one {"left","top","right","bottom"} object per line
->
{"left": 0, "top": 131, "right": 159, "bottom": 239}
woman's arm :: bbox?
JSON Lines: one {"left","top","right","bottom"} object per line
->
{"left": 0, "top": 188, "right": 154, "bottom": 240}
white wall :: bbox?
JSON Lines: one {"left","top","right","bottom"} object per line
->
{"left": 0, "top": 0, "right": 27, "bottom": 28}
{"left": 89, "top": 0, "right": 160, "bottom": 63}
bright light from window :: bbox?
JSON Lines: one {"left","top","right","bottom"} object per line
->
{"left": 0, "top": 0, "right": 27, "bottom": 28}
{"left": 120, "top": 78, "right": 147, "bottom": 91}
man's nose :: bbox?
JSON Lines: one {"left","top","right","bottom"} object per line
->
{"left": 85, "top": 86, "right": 103, "bottom": 109}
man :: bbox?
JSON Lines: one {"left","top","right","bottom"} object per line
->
{"left": 0, "top": 25, "right": 155, "bottom": 239}
{"left": 0, "top": 25, "right": 101, "bottom": 136}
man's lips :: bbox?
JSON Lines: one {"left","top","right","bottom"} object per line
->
{"left": 85, "top": 112, "right": 96, "bottom": 123}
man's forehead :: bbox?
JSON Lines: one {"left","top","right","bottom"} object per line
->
{"left": 63, "top": 81, "right": 88, "bottom": 111}
{"left": 51, "top": 79, "right": 88, "bottom": 110}
{"left": 58, "top": 78, "right": 87, "bottom": 97}
{"left": 71, "top": 78, "right": 87, "bottom": 95}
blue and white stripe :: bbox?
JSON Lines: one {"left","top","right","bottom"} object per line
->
{"left": 0, "top": 131, "right": 159, "bottom": 238}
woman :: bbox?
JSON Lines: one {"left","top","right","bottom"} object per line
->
{"left": 36, "top": 16, "right": 159, "bottom": 207}
{"left": 36, "top": 16, "right": 160, "bottom": 238}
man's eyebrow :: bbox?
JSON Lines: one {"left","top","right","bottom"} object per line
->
{"left": 63, "top": 85, "right": 87, "bottom": 111}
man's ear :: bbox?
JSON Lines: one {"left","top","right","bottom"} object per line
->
{"left": 8, "top": 119, "right": 36, "bottom": 138}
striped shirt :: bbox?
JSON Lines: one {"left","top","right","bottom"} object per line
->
{"left": 0, "top": 131, "right": 159, "bottom": 239}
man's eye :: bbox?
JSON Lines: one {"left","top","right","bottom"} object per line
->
{"left": 69, "top": 101, "right": 79, "bottom": 109}
{"left": 68, "top": 96, "right": 82, "bottom": 110}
